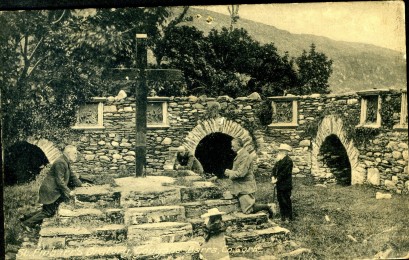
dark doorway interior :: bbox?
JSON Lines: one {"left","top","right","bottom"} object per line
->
{"left": 195, "top": 133, "right": 236, "bottom": 178}
{"left": 319, "top": 134, "right": 352, "bottom": 186}
{"left": 4, "top": 141, "right": 49, "bottom": 186}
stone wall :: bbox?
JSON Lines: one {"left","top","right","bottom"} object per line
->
{"left": 52, "top": 89, "right": 407, "bottom": 193}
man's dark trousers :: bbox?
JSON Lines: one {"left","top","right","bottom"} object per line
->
{"left": 277, "top": 189, "right": 292, "bottom": 221}
{"left": 22, "top": 197, "right": 64, "bottom": 227}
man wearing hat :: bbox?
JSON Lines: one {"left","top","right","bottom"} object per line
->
{"left": 21, "top": 145, "right": 87, "bottom": 230}
{"left": 271, "top": 143, "right": 294, "bottom": 222}
{"left": 200, "top": 208, "right": 230, "bottom": 260}
{"left": 225, "top": 138, "right": 274, "bottom": 217}
{"left": 174, "top": 146, "right": 204, "bottom": 174}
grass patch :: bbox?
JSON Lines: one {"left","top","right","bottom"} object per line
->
{"left": 3, "top": 166, "right": 49, "bottom": 255}
{"left": 254, "top": 175, "right": 409, "bottom": 259}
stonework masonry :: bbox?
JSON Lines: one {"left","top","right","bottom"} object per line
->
{"left": 33, "top": 89, "right": 408, "bottom": 194}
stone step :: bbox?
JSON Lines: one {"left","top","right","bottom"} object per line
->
{"left": 16, "top": 241, "right": 201, "bottom": 259}
{"left": 127, "top": 222, "right": 193, "bottom": 245}
{"left": 225, "top": 226, "right": 290, "bottom": 256}
{"left": 42, "top": 205, "right": 124, "bottom": 227}
{"left": 189, "top": 212, "right": 270, "bottom": 236}
{"left": 180, "top": 181, "right": 224, "bottom": 202}
{"left": 38, "top": 224, "right": 127, "bottom": 249}
{"left": 16, "top": 246, "right": 129, "bottom": 259}
{"left": 182, "top": 198, "right": 240, "bottom": 219}
{"left": 124, "top": 205, "right": 185, "bottom": 225}
{"left": 132, "top": 241, "right": 201, "bottom": 259}
{"left": 115, "top": 176, "right": 182, "bottom": 208}
{"left": 73, "top": 185, "right": 120, "bottom": 208}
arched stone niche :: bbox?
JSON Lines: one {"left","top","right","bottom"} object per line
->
{"left": 311, "top": 115, "right": 363, "bottom": 184}
{"left": 183, "top": 117, "right": 256, "bottom": 156}
{"left": 26, "top": 137, "right": 62, "bottom": 164}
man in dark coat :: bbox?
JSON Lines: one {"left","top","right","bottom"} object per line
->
{"left": 271, "top": 143, "right": 294, "bottom": 222}
{"left": 21, "top": 145, "right": 84, "bottom": 230}
{"left": 225, "top": 138, "right": 274, "bottom": 217}
{"left": 174, "top": 146, "right": 204, "bottom": 174}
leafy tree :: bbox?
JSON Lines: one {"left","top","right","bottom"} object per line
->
{"left": 247, "top": 44, "right": 298, "bottom": 96}
{"left": 1, "top": 8, "right": 188, "bottom": 148}
{"left": 294, "top": 43, "right": 333, "bottom": 94}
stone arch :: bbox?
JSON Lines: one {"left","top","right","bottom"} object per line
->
{"left": 183, "top": 117, "right": 256, "bottom": 155}
{"left": 311, "top": 115, "right": 362, "bottom": 184}
{"left": 26, "top": 137, "right": 62, "bottom": 164}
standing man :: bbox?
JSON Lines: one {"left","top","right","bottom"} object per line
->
{"left": 271, "top": 144, "right": 294, "bottom": 222}
{"left": 225, "top": 138, "right": 274, "bottom": 217}
{"left": 174, "top": 146, "right": 204, "bottom": 174}
{"left": 21, "top": 145, "right": 85, "bottom": 230}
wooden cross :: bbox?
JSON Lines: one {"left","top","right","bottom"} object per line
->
{"left": 108, "top": 34, "right": 183, "bottom": 177}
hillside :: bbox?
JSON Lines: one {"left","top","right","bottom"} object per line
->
{"left": 176, "top": 7, "right": 406, "bottom": 93}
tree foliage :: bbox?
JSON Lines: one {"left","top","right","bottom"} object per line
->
{"left": 1, "top": 8, "right": 333, "bottom": 149}
{"left": 1, "top": 8, "right": 189, "bottom": 147}
{"left": 294, "top": 43, "right": 333, "bottom": 94}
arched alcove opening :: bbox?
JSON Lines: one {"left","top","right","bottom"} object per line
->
{"left": 4, "top": 141, "right": 49, "bottom": 185}
{"left": 195, "top": 133, "right": 236, "bottom": 178}
{"left": 318, "top": 134, "right": 352, "bottom": 186}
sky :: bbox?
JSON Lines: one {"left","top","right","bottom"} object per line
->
{"left": 197, "top": 1, "right": 406, "bottom": 54}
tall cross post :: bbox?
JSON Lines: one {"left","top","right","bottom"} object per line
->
{"left": 135, "top": 34, "right": 148, "bottom": 177}
{"left": 107, "top": 34, "right": 183, "bottom": 177}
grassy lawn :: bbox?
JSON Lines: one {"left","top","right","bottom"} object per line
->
{"left": 254, "top": 175, "right": 409, "bottom": 259}
{"left": 4, "top": 171, "right": 409, "bottom": 259}
{"left": 3, "top": 168, "right": 48, "bottom": 259}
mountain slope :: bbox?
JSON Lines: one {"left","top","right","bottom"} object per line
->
{"left": 177, "top": 7, "right": 406, "bottom": 93}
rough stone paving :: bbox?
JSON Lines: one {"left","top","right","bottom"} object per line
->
{"left": 16, "top": 175, "right": 291, "bottom": 259}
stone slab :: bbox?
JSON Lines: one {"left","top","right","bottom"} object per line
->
{"left": 132, "top": 241, "right": 201, "bottom": 259}
{"left": 182, "top": 199, "right": 240, "bottom": 219}
{"left": 74, "top": 185, "right": 121, "bottom": 208}
{"left": 190, "top": 212, "right": 269, "bottom": 236}
{"left": 226, "top": 226, "right": 290, "bottom": 251}
{"left": 121, "top": 188, "right": 181, "bottom": 208}
{"left": 39, "top": 225, "right": 127, "bottom": 249}
{"left": 128, "top": 222, "right": 193, "bottom": 244}
{"left": 125, "top": 205, "right": 185, "bottom": 225}
{"left": 180, "top": 184, "right": 224, "bottom": 202}
{"left": 16, "top": 246, "right": 128, "bottom": 259}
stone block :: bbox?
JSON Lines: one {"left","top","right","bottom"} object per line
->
{"left": 74, "top": 185, "right": 121, "bottom": 208}
{"left": 225, "top": 226, "right": 290, "bottom": 255}
{"left": 367, "top": 168, "right": 380, "bottom": 185}
{"left": 190, "top": 212, "right": 269, "bottom": 236}
{"left": 131, "top": 241, "right": 200, "bottom": 259}
{"left": 85, "top": 155, "right": 95, "bottom": 161}
{"left": 402, "top": 150, "right": 408, "bottom": 160}
{"left": 111, "top": 141, "right": 119, "bottom": 147}
{"left": 161, "top": 137, "right": 172, "bottom": 145}
{"left": 384, "top": 180, "right": 396, "bottom": 189}
{"left": 182, "top": 199, "right": 240, "bottom": 219}
{"left": 124, "top": 206, "right": 185, "bottom": 225}
{"left": 104, "top": 105, "right": 117, "bottom": 112}
{"left": 16, "top": 246, "right": 128, "bottom": 260}
{"left": 38, "top": 237, "right": 66, "bottom": 249}
{"left": 392, "top": 151, "right": 402, "bottom": 159}
{"left": 180, "top": 182, "right": 223, "bottom": 202}
{"left": 128, "top": 222, "right": 192, "bottom": 244}
{"left": 299, "top": 140, "right": 311, "bottom": 147}
{"left": 398, "top": 143, "right": 408, "bottom": 149}
{"left": 376, "top": 192, "right": 392, "bottom": 199}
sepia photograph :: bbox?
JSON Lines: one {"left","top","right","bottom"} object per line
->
{"left": 1, "top": 1, "right": 408, "bottom": 259}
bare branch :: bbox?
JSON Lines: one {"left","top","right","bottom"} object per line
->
{"left": 27, "top": 54, "right": 49, "bottom": 78}
{"left": 28, "top": 37, "right": 44, "bottom": 62}
{"left": 51, "top": 10, "right": 66, "bottom": 24}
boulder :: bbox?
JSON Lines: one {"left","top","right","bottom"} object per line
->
{"left": 247, "top": 92, "right": 261, "bottom": 101}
